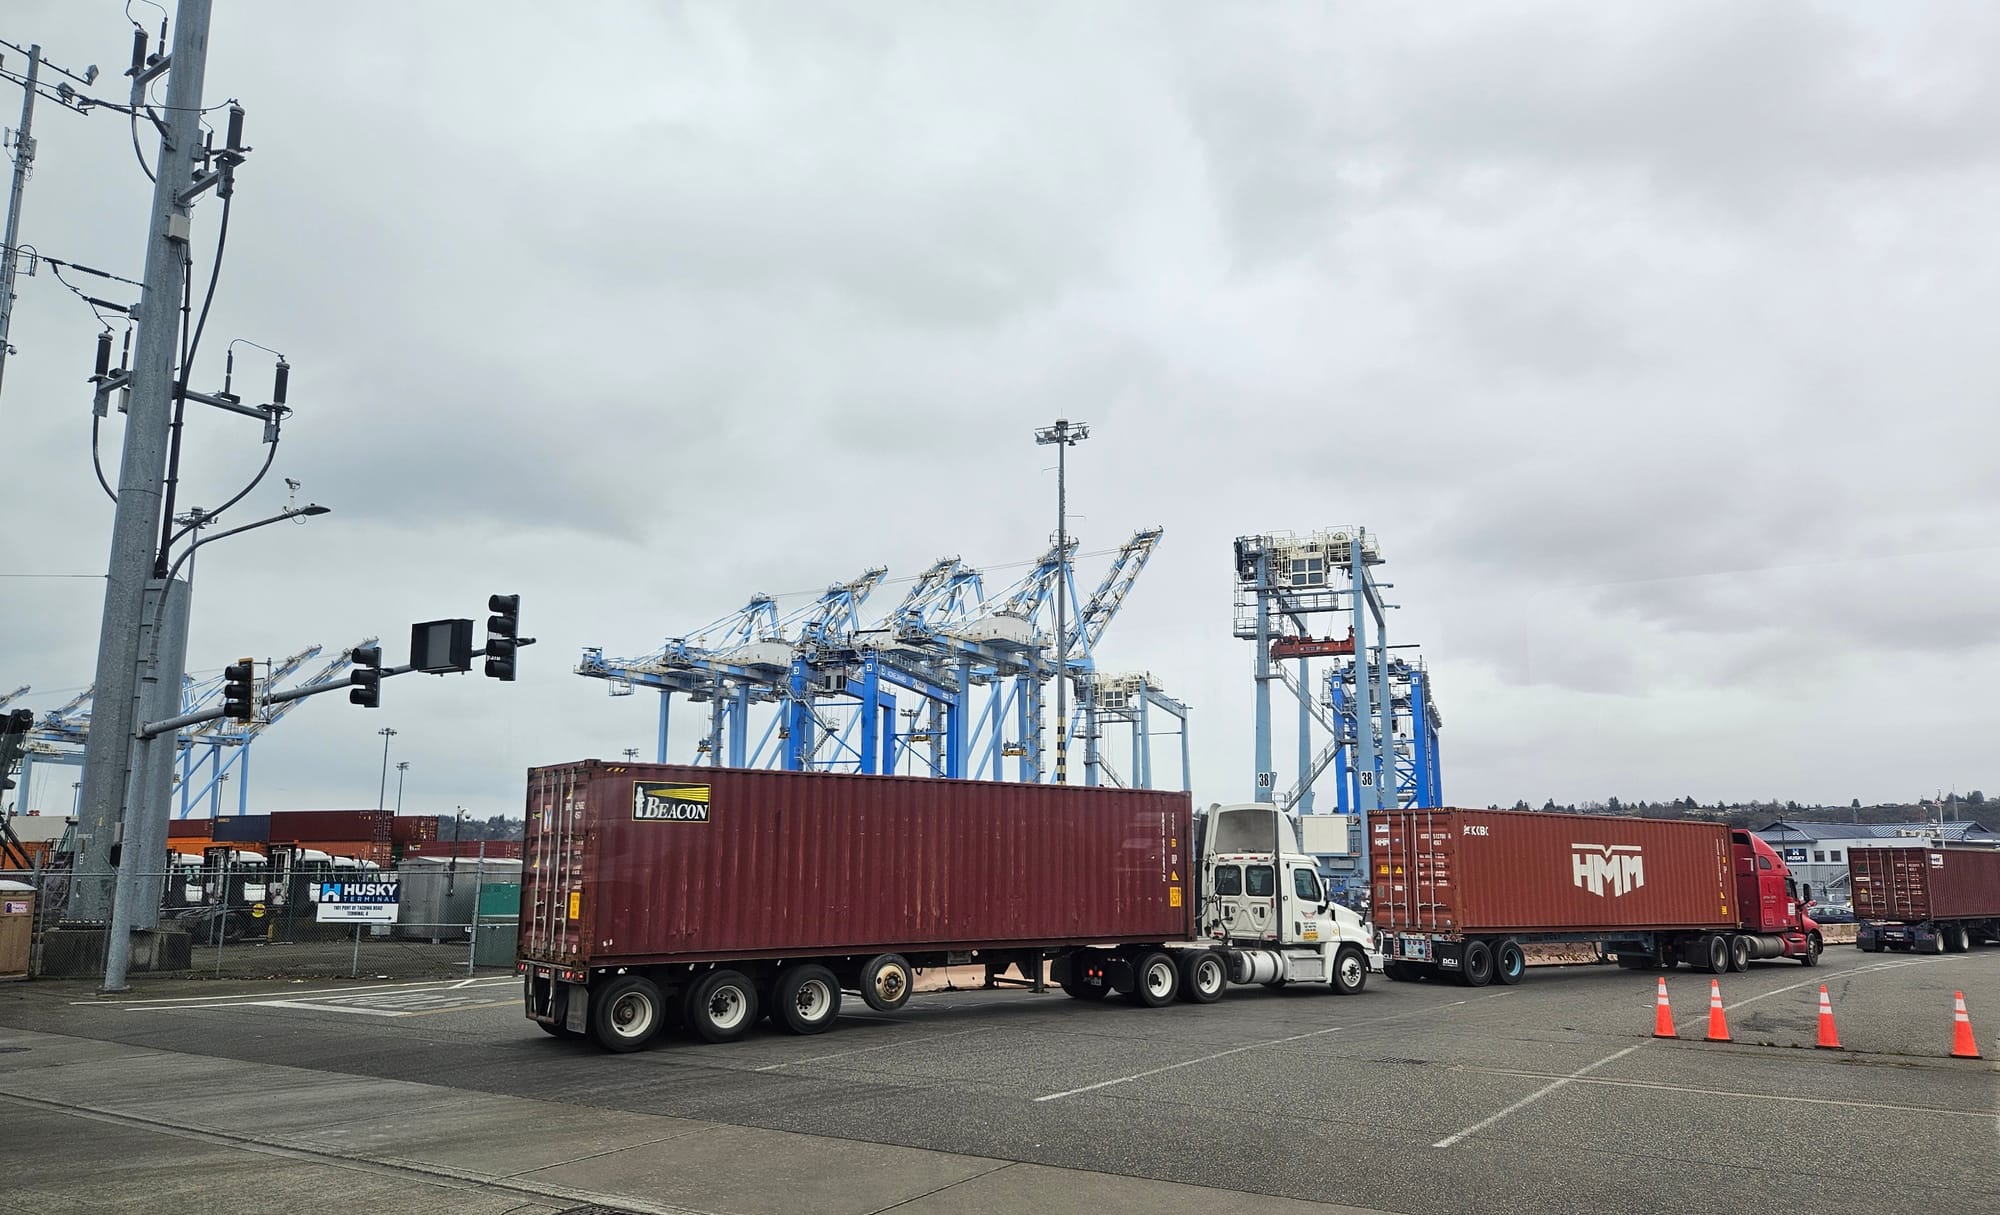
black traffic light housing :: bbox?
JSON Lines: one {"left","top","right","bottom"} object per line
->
{"left": 221, "top": 658, "right": 257, "bottom": 722}
{"left": 484, "top": 594, "right": 519, "bottom": 681}
{"left": 1, "top": 708, "right": 33, "bottom": 792}
{"left": 349, "top": 644, "right": 383, "bottom": 708}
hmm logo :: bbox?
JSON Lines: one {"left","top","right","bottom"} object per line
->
{"left": 633, "top": 781, "right": 711, "bottom": 822}
{"left": 1571, "top": 843, "right": 1645, "bottom": 898}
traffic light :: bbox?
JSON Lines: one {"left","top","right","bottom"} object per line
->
{"left": 349, "top": 644, "right": 383, "bottom": 708}
{"left": 484, "top": 593, "right": 519, "bottom": 681}
{"left": 1, "top": 708, "right": 33, "bottom": 792}
{"left": 221, "top": 658, "right": 257, "bottom": 722}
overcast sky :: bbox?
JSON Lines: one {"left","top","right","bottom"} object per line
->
{"left": 3, "top": 2, "right": 1996, "bottom": 822}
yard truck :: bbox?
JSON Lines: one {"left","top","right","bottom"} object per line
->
{"left": 1370, "top": 808, "right": 1822, "bottom": 984}
{"left": 518, "top": 761, "right": 1378, "bottom": 1051}
{"left": 1852, "top": 845, "right": 2000, "bottom": 954}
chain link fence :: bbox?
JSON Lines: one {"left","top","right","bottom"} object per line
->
{"left": 2, "top": 859, "right": 521, "bottom": 981}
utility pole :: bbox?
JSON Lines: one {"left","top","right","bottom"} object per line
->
{"left": 1034, "top": 419, "right": 1088, "bottom": 784}
{"left": 1, "top": 38, "right": 98, "bottom": 406}
{"left": 0, "top": 43, "right": 40, "bottom": 402}
{"left": 393, "top": 760, "right": 408, "bottom": 814}
{"left": 73, "top": 1, "right": 215, "bottom": 926}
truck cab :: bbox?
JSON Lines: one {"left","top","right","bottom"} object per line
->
{"left": 1196, "top": 804, "right": 1379, "bottom": 986}
{"left": 1730, "top": 830, "right": 1821, "bottom": 962}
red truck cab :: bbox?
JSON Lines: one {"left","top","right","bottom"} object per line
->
{"left": 1732, "top": 829, "right": 1821, "bottom": 957}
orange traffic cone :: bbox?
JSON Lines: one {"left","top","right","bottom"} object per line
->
{"left": 1814, "top": 986, "right": 1841, "bottom": 1050}
{"left": 1652, "top": 976, "right": 1677, "bottom": 1039}
{"left": 1705, "top": 979, "right": 1731, "bottom": 1042}
{"left": 1950, "top": 992, "right": 1981, "bottom": 1060}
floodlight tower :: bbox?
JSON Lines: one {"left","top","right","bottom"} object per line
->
{"left": 1034, "top": 419, "right": 1088, "bottom": 783}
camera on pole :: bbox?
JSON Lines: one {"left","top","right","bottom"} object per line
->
{"left": 349, "top": 644, "right": 383, "bottom": 708}
{"left": 222, "top": 658, "right": 257, "bottom": 722}
{"left": 484, "top": 594, "right": 519, "bottom": 682}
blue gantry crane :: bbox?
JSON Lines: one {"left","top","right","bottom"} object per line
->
{"left": 578, "top": 529, "right": 1179, "bottom": 785}
{"left": 1233, "top": 528, "right": 1444, "bottom": 901}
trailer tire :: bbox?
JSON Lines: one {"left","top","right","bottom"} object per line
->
{"left": 1703, "top": 935, "right": 1730, "bottom": 974}
{"left": 590, "top": 975, "right": 665, "bottom": 1053}
{"left": 1950, "top": 925, "right": 1972, "bottom": 953}
{"left": 1180, "top": 952, "right": 1226, "bottom": 1004}
{"left": 773, "top": 965, "right": 842, "bottom": 1035}
{"left": 857, "top": 954, "right": 913, "bottom": 1012}
{"left": 1129, "top": 951, "right": 1180, "bottom": 1007}
{"left": 1331, "top": 946, "right": 1367, "bottom": 995}
{"left": 1728, "top": 936, "right": 1751, "bottom": 972}
{"left": 1495, "top": 939, "right": 1526, "bottom": 985}
{"left": 1461, "top": 940, "right": 1493, "bottom": 987}
{"left": 684, "top": 969, "right": 759, "bottom": 1044}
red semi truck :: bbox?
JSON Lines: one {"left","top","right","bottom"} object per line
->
{"left": 1370, "top": 808, "right": 1822, "bottom": 984}
{"left": 517, "top": 762, "right": 1379, "bottom": 1051}
{"left": 1852, "top": 846, "right": 2000, "bottom": 954}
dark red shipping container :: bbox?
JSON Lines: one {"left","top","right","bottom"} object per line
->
{"left": 1370, "top": 808, "right": 1738, "bottom": 935}
{"left": 391, "top": 816, "right": 442, "bottom": 846}
{"left": 1851, "top": 846, "right": 2000, "bottom": 922}
{"left": 408, "top": 839, "right": 522, "bottom": 860}
{"left": 520, "top": 761, "right": 1193, "bottom": 967}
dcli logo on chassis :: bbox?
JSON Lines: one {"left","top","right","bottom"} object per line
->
{"left": 633, "top": 781, "right": 711, "bottom": 822}
{"left": 1571, "top": 843, "right": 1645, "bottom": 898}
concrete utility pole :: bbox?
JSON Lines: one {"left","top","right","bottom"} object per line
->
{"left": 71, "top": 1, "right": 215, "bottom": 924}
{"left": 376, "top": 727, "right": 397, "bottom": 811}
{"left": 1034, "top": 419, "right": 1089, "bottom": 784}
{"left": 0, "top": 44, "right": 40, "bottom": 402}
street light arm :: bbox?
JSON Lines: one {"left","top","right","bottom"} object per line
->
{"left": 162, "top": 502, "right": 328, "bottom": 584}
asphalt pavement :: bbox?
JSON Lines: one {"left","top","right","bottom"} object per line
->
{"left": 1, "top": 946, "right": 1994, "bottom": 1215}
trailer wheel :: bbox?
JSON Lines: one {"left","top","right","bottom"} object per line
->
{"left": 1129, "top": 951, "right": 1180, "bottom": 1007}
{"left": 1331, "top": 946, "right": 1367, "bottom": 995}
{"left": 590, "top": 975, "right": 664, "bottom": 1053}
{"left": 1950, "top": 925, "right": 1972, "bottom": 953}
{"left": 1728, "top": 936, "right": 1751, "bottom": 972}
{"left": 857, "top": 954, "right": 913, "bottom": 1012}
{"left": 773, "top": 965, "right": 842, "bottom": 1035}
{"left": 1494, "top": 939, "right": 1526, "bottom": 986}
{"left": 1460, "top": 940, "right": 1493, "bottom": 987}
{"left": 1179, "top": 952, "right": 1226, "bottom": 1004}
{"left": 1703, "top": 935, "right": 1730, "bottom": 974}
{"left": 684, "top": 969, "right": 759, "bottom": 1044}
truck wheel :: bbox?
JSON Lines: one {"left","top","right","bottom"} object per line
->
{"left": 1728, "top": 936, "right": 1751, "bottom": 972}
{"left": 1179, "top": 952, "right": 1226, "bottom": 1004}
{"left": 1129, "top": 951, "right": 1180, "bottom": 1007}
{"left": 773, "top": 965, "right": 842, "bottom": 1035}
{"left": 1950, "top": 925, "right": 1972, "bottom": 953}
{"left": 1703, "top": 935, "right": 1730, "bottom": 974}
{"left": 1383, "top": 960, "right": 1411, "bottom": 982}
{"left": 1331, "top": 946, "right": 1367, "bottom": 995}
{"left": 1800, "top": 934, "right": 1821, "bottom": 967}
{"left": 590, "top": 975, "right": 665, "bottom": 1053}
{"left": 1461, "top": 941, "right": 1493, "bottom": 987}
{"left": 857, "top": 954, "right": 913, "bottom": 1012}
{"left": 1495, "top": 939, "right": 1526, "bottom": 986}
{"left": 684, "top": 969, "right": 759, "bottom": 1044}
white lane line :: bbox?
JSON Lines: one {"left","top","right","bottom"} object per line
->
{"left": 1432, "top": 1044, "right": 1645, "bottom": 1149}
{"left": 1034, "top": 1025, "right": 1346, "bottom": 1102}
{"left": 1469, "top": 1068, "right": 2000, "bottom": 1120}
{"left": 76, "top": 975, "right": 513, "bottom": 1008}
{"left": 752, "top": 1026, "right": 996, "bottom": 1072}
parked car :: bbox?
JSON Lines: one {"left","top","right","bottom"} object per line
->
{"left": 1811, "top": 902, "right": 1855, "bottom": 924}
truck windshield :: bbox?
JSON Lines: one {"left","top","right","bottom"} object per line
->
{"left": 1212, "top": 865, "right": 1242, "bottom": 895}
{"left": 1246, "top": 865, "right": 1275, "bottom": 897}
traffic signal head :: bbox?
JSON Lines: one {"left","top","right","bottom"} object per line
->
{"left": 484, "top": 593, "right": 520, "bottom": 682}
{"left": 222, "top": 658, "right": 256, "bottom": 722}
{"left": 349, "top": 643, "right": 383, "bottom": 709}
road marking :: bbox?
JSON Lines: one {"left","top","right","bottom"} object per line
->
{"left": 1432, "top": 1044, "right": 1645, "bottom": 1148}
{"left": 397, "top": 998, "right": 516, "bottom": 1018}
{"left": 74, "top": 975, "right": 513, "bottom": 1008}
{"left": 1034, "top": 1025, "right": 1346, "bottom": 1102}
{"left": 1675, "top": 957, "right": 1933, "bottom": 1032}
{"left": 752, "top": 1026, "right": 996, "bottom": 1072}
{"left": 1469, "top": 1068, "right": 2000, "bottom": 1120}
